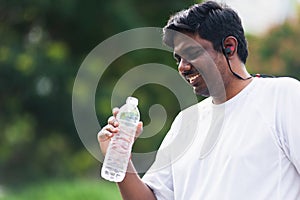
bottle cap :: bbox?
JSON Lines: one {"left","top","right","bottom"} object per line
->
{"left": 126, "top": 96, "right": 138, "bottom": 106}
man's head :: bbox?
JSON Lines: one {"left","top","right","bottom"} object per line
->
{"left": 163, "top": 1, "right": 248, "bottom": 64}
{"left": 162, "top": 1, "right": 251, "bottom": 101}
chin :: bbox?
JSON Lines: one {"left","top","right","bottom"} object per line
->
{"left": 194, "top": 87, "right": 210, "bottom": 97}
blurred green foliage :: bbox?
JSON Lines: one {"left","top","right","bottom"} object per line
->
{"left": 2, "top": 179, "right": 122, "bottom": 200}
{"left": 0, "top": 0, "right": 300, "bottom": 193}
{"left": 247, "top": 17, "right": 300, "bottom": 79}
{"left": 0, "top": 0, "right": 196, "bottom": 186}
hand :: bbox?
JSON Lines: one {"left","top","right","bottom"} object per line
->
{"left": 97, "top": 107, "right": 143, "bottom": 156}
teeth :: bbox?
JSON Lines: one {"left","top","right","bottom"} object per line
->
{"left": 188, "top": 74, "right": 199, "bottom": 82}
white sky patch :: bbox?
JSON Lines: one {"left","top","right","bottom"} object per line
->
{"left": 215, "top": 0, "right": 299, "bottom": 35}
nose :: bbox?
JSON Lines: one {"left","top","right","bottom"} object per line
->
{"left": 178, "top": 58, "right": 192, "bottom": 73}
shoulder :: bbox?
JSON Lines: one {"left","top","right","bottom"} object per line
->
{"left": 277, "top": 77, "right": 300, "bottom": 90}
{"left": 252, "top": 77, "right": 300, "bottom": 114}
{"left": 256, "top": 76, "right": 300, "bottom": 87}
{"left": 255, "top": 77, "right": 300, "bottom": 95}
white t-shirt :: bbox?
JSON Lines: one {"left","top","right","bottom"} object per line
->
{"left": 142, "top": 77, "right": 300, "bottom": 200}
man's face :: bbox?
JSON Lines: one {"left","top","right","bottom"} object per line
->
{"left": 173, "top": 33, "right": 226, "bottom": 99}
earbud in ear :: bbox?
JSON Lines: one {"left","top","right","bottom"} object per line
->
{"left": 224, "top": 46, "right": 234, "bottom": 55}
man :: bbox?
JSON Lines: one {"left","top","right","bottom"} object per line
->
{"left": 98, "top": 1, "right": 300, "bottom": 199}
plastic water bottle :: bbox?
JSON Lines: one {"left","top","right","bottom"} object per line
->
{"left": 101, "top": 97, "right": 140, "bottom": 182}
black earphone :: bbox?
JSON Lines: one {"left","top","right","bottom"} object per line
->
{"left": 221, "top": 38, "right": 235, "bottom": 57}
{"left": 221, "top": 38, "right": 252, "bottom": 80}
{"left": 224, "top": 46, "right": 234, "bottom": 56}
{"left": 221, "top": 40, "right": 275, "bottom": 79}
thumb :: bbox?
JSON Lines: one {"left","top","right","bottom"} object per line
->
{"left": 135, "top": 121, "right": 143, "bottom": 138}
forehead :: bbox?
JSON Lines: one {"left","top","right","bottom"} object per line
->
{"left": 173, "top": 33, "right": 213, "bottom": 53}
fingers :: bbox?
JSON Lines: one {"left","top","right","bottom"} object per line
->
{"left": 98, "top": 129, "right": 113, "bottom": 142}
{"left": 98, "top": 124, "right": 119, "bottom": 142}
{"left": 108, "top": 107, "right": 119, "bottom": 126}
{"left": 112, "top": 107, "right": 119, "bottom": 118}
{"left": 98, "top": 107, "right": 143, "bottom": 143}
{"left": 135, "top": 121, "right": 143, "bottom": 138}
{"left": 97, "top": 108, "right": 120, "bottom": 143}
{"left": 107, "top": 116, "right": 119, "bottom": 127}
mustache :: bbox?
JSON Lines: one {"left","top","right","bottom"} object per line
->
{"left": 182, "top": 69, "right": 199, "bottom": 76}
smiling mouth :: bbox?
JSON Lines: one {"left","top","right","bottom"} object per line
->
{"left": 186, "top": 73, "right": 200, "bottom": 85}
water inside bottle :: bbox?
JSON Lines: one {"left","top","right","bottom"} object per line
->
{"left": 101, "top": 165, "right": 125, "bottom": 182}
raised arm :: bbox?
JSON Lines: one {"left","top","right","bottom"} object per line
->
{"left": 117, "top": 160, "right": 156, "bottom": 200}
{"left": 97, "top": 107, "right": 156, "bottom": 200}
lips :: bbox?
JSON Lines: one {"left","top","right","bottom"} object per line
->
{"left": 188, "top": 74, "right": 199, "bottom": 82}
{"left": 186, "top": 73, "right": 200, "bottom": 86}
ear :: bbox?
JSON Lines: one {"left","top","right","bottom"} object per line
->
{"left": 222, "top": 36, "right": 238, "bottom": 57}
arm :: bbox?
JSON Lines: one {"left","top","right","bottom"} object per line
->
{"left": 117, "top": 160, "right": 156, "bottom": 200}
{"left": 278, "top": 78, "right": 300, "bottom": 173}
{"left": 98, "top": 108, "right": 156, "bottom": 200}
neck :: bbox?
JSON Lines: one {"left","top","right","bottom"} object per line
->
{"left": 212, "top": 76, "right": 253, "bottom": 104}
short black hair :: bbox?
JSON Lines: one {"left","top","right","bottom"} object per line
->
{"left": 163, "top": 1, "right": 248, "bottom": 64}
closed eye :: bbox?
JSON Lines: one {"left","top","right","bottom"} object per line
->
{"left": 173, "top": 46, "right": 205, "bottom": 65}
{"left": 173, "top": 53, "right": 181, "bottom": 65}
{"left": 181, "top": 47, "right": 205, "bottom": 61}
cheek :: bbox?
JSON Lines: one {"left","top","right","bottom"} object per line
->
{"left": 200, "top": 57, "right": 221, "bottom": 77}
{"left": 190, "top": 52, "right": 225, "bottom": 76}
{"left": 191, "top": 57, "right": 215, "bottom": 74}
{"left": 212, "top": 53, "right": 227, "bottom": 74}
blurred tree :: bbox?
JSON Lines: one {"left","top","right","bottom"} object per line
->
{"left": 1, "top": 0, "right": 299, "bottom": 187}
{"left": 247, "top": 16, "right": 300, "bottom": 78}
{"left": 0, "top": 0, "right": 196, "bottom": 185}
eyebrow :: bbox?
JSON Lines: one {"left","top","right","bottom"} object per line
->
{"left": 174, "top": 46, "right": 205, "bottom": 61}
{"left": 183, "top": 46, "right": 205, "bottom": 55}
{"left": 173, "top": 52, "right": 181, "bottom": 61}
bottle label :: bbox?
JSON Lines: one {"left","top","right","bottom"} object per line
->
{"left": 119, "top": 112, "right": 139, "bottom": 123}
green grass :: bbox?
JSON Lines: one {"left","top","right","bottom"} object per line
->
{"left": 1, "top": 179, "right": 122, "bottom": 200}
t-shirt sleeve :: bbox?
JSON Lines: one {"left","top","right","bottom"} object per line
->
{"left": 142, "top": 160, "right": 174, "bottom": 200}
{"left": 277, "top": 78, "right": 300, "bottom": 174}
{"left": 142, "top": 113, "right": 183, "bottom": 200}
